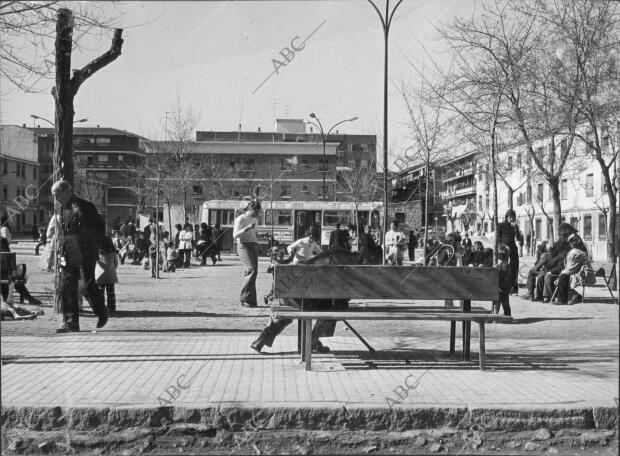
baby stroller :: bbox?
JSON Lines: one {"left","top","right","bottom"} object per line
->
{"left": 263, "top": 243, "right": 292, "bottom": 305}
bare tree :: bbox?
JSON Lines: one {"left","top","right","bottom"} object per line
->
{"left": 402, "top": 78, "right": 452, "bottom": 263}
{"left": 337, "top": 161, "right": 381, "bottom": 235}
{"left": 533, "top": 0, "right": 620, "bottom": 263}
{"left": 0, "top": 1, "right": 124, "bottom": 93}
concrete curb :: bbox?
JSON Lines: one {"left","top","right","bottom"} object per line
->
{"left": 2, "top": 405, "right": 617, "bottom": 433}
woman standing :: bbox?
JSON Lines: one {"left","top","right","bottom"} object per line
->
{"left": 233, "top": 201, "right": 261, "bottom": 308}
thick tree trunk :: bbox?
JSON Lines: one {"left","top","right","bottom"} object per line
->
{"left": 53, "top": 8, "right": 75, "bottom": 186}
{"left": 607, "top": 196, "right": 617, "bottom": 290}
{"left": 423, "top": 162, "right": 429, "bottom": 265}
{"left": 506, "top": 186, "right": 514, "bottom": 211}
{"left": 549, "top": 177, "right": 561, "bottom": 243}
{"left": 491, "top": 132, "right": 499, "bottom": 264}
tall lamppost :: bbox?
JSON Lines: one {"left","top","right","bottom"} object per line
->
{"left": 308, "top": 113, "right": 358, "bottom": 200}
{"left": 368, "top": 0, "right": 404, "bottom": 265}
{"left": 30, "top": 114, "right": 88, "bottom": 127}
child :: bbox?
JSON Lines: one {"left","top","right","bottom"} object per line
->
{"left": 95, "top": 236, "right": 119, "bottom": 314}
{"left": 493, "top": 244, "right": 512, "bottom": 318}
{"left": 148, "top": 243, "right": 158, "bottom": 278}
{"left": 166, "top": 242, "right": 179, "bottom": 273}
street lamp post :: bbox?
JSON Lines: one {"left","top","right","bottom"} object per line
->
{"left": 30, "top": 114, "right": 88, "bottom": 127}
{"left": 368, "top": 0, "right": 404, "bottom": 265}
{"left": 308, "top": 113, "right": 358, "bottom": 201}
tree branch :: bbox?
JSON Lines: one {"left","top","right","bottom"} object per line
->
{"left": 71, "top": 28, "right": 123, "bottom": 94}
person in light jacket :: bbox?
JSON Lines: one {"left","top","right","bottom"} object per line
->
{"left": 178, "top": 224, "right": 194, "bottom": 268}
{"left": 233, "top": 201, "right": 261, "bottom": 307}
{"left": 555, "top": 234, "right": 594, "bottom": 305}
{"left": 287, "top": 226, "right": 321, "bottom": 264}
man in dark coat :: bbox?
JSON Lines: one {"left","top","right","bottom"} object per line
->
{"left": 496, "top": 209, "right": 523, "bottom": 294}
{"left": 51, "top": 180, "right": 108, "bottom": 333}
{"left": 408, "top": 229, "right": 418, "bottom": 261}
{"left": 329, "top": 223, "right": 349, "bottom": 250}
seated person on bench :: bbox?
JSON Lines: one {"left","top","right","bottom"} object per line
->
{"left": 523, "top": 241, "right": 553, "bottom": 301}
{"left": 1, "top": 238, "right": 42, "bottom": 305}
{"left": 252, "top": 227, "right": 339, "bottom": 354}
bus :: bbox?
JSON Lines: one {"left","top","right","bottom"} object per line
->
{"left": 201, "top": 199, "right": 384, "bottom": 255}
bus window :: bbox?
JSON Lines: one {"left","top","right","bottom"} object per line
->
{"left": 323, "top": 210, "right": 351, "bottom": 227}
{"left": 209, "top": 209, "right": 235, "bottom": 226}
{"left": 370, "top": 210, "right": 381, "bottom": 229}
{"left": 265, "top": 209, "right": 292, "bottom": 225}
{"left": 357, "top": 211, "right": 370, "bottom": 229}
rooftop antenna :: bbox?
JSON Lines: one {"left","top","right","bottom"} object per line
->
{"left": 238, "top": 99, "right": 244, "bottom": 141}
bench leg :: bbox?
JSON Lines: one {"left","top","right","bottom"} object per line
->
{"left": 478, "top": 322, "right": 486, "bottom": 370}
{"left": 297, "top": 320, "right": 302, "bottom": 354}
{"left": 449, "top": 321, "right": 456, "bottom": 353}
{"left": 304, "top": 319, "right": 313, "bottom": 371}
{"left": 465, "top": 322, "right": 471, "bottom": 361}
{"left": 300, "top": 321, "right": 306, "bottom": 362}
{"left": 343, "top": 320, "right": 375, "bottom": 352}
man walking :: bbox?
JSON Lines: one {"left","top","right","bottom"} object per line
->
{"left": 51, "top": 180, "right": 108, "bottom": 333}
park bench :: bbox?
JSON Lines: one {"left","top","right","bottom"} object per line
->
{"left": 588, "top": 261, "right": 618, "bottom": 305}
{"left": 272, "top": 265, "right": 512, "bottom": 371}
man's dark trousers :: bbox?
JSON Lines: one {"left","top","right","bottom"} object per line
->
{"left": 61, "top": 259, "right": 107, "bottom": 329}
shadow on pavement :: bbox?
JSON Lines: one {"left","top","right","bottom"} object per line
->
{"left": 328, "top": 348, "right": 618, "bottom": 372}
{"left": 81, "top": 310, "right": 265, "bottom": 318}
{"left": 510, "top": 317, "right": 594, "bottom": 324}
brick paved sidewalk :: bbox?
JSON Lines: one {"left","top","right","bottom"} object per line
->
{"left": 2, "top": 331, "right": 617, "bottom": 411}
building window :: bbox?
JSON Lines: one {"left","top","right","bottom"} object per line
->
{"left": 280, "top": 158, "right": 293, "bottom": 171}
{"left": 560, "top": 138, "right": 567, "bottom": 154}
{"left": 560, "top": 179, "right": 567, "bottom": 200}
{"left": 33, "top": 166, "right": 38, "bottom": 179}
{"left": 280, "top": 185, "right": 290, "bottom": 198}
{"left": 570, "top": 216, "right": 579, "bottom": 231}
{"left": 360, "top": 159, "right": 368, "bottom": 168}
{"left": 585, "top": 174, "right": 594, "bottom": 197}
{"left": 98, "top": 154, "right": 109, "bottom": 162}
{"left": 583, "top": 214, "right": 592, "bottom": 240}
{"left": 478, "top": 195, "right": 483, "bottom": 211}
{"left": 602, "top": 135, "right": 610, "bottom": 151}
{"left": 2, "top": 160, "right": 6, "bottom": 174}
{"left": 95, "top": 137, "right": 111, "bottom": 144}
{"left": 535, "top": 218, "right": 542, "bottom": 241}
{"left": 318, "top": 159, "right": 328, "bottom": 171}
{"left": 507, "top": 156, "right": 513, "bottom": 171}
{"left": 348, "top": 159, "right": 356, "bottom": 169}
{"left": 598, "top": 214, "right": 607, "bottom": 239}
{"left": 536, "top": 146, "right": 544, "bottom": 162}
{"left": 302, "top": 185, "right": 308, "bottom": 192}
{"left": 300, "top": 158, "right": 308, "bottom": 166}
{"left": 537, "top": 183, "right": 544, "bottom": 202}
{"left": 2, "top": 185, "right": 7, "bottom": 200}
{"left": 118, "top": 155, "right": 124, "bottom": 162}
{"left": 192, "top": 185, "right": 202, "bottom": 196}
{"left": 485, "top": 195, "right": 489, "bottom": 210}
{"left": 242, "top": 159, "right": 254, "bottom": 170}
{"left": 516, "top": 153, "right": 522, "bottom": 169}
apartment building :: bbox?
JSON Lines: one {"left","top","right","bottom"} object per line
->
{"left": 31, "top": 127, "right": 146, "bottom": 230}
{"left": 477, "top": 128, "right": 619, "bottom": 261}
{"left": 0, "top": 125, "right": 41, "bottom": 234}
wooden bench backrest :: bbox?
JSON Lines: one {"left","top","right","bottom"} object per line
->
{"left": 591, "top": 261, "right": 616, "bottom": 278}
{"left": 274, "top": 265, "right": 499, "bottom": 301}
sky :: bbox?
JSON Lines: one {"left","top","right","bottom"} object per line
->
{"left": 0, "top": 0, "right": 478, "bottom": 168}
